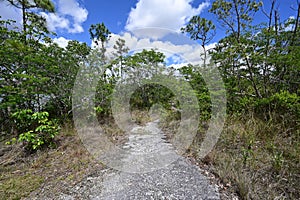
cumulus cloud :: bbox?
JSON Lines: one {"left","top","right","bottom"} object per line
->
{"left": 40, "top": 12, "right": 70, "bottom": 31}
{"left": 100, "top": 31, "right": 215, "bottom": 68}
{"left": 41, "top": 0, "right": 88, "bottom": 33}
{"left": 58, "top": 0, "right": 88, "bottom": 24}
{"left": 125, "top": 0, "right": 210, "bottom": 38}
{"left": 53, "top": 37, "right": 70, "bottom": 48}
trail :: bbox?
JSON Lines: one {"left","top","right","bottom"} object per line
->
{"left": 59, "top": 120, "right": 220, "bottom": 199}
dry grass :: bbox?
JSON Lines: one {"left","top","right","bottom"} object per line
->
{"left": 211, "top": 114, "right": 300, "bottom": 199}
{"left": 0, "top": 123, "right": 103, "bottom": 200}
{"left": 131, "top": 109, "right": 152, "bottom": 125}
{"left": 162, "top": 112, "right": 300, "bottom": 199}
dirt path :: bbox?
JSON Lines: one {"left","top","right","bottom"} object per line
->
{"left": 51, "top": 120, "right": 220, "bottom": 199}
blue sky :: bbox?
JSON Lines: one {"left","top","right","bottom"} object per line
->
{"left": 0, "top": 0, "right": 298, "bottom": 65}
{"left": 1, "top": 0, "right": 298, "bottom": 43}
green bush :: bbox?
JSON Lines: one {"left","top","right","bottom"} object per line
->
{"left": 7, "top": 109, "right": 60, "bottom": 151}
{"left": 271, "top": 91, "right": 300, "bottom": 116}
{"left": 253, "top": 91, "right": 300, "bottom": 119}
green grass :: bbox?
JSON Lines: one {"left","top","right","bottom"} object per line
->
{"left": 0, "top": 173, "right": 44, "bottom": 200}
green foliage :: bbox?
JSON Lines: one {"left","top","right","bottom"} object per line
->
{"left": 130, "top": 84, "right": 174, "bottom": 110}
{"left": 269, "top": 142, "right": 285, "bottom": 173}
{"left": 89, "top": 23, "right": 111, "bottom": 44}
{"left": 94, "top": 106, "right": 104, "bottom": 114}
{"left": 270, "top": 91, "right": 300, "bottom": 115}
{"left": 209, "top": 0, "right": 262, "bottom": 36}
{"left": 123, "top": 49, "right": 168, "bottom": 109}
{"left": 249, "top": 91, "right": 300, "bottom": 119}
{"left": 179, "top": 65, "right": 212, "bottom": 120}
{"left": 89, "top": 23, "right": 111, "bottom": 61}
{"left": 0, "top": 173, "right": 44, "bottom": 200}
{"left": 0, "top": 17, "right": 91, "bottom": 133}
{"left": 181, "top": 2, "right": 300, "bottom": 197}
{"left": 7, "top": 0, "right": 55, "bottom": 12}
{"left": 8, "top": 109, "right": 60, "bottom": 151}
{"left": 206, "top": 0, "right": 300, "bottom": 120}
{"left": 241, "top": 139, "right": 254, "bottom": 165}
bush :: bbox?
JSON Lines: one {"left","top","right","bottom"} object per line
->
{"left": 253, "top": 91, "right": 300, "bottom": 120}
{"left": 7, "top": 109, "right": 60, "bottom": 151}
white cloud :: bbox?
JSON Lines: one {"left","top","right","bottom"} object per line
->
{"left": 99, "top": 32, "right": 215, "bottom": 68}
{"left": 40, "top": 12, "right": 70, "bottom": 31}
{"left": 58, "top": 0, "right": 88, "bottom": 24}
{"left": 41, "top": 0, "right": 88, "bottom": 34}
{"left": 125, "top": 0, "right": 210, "bottom": 38}
{"left": 53, "top": 37, "right": 70, "bottom": 48}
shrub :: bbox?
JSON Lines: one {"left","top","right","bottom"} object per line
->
{"left": 7, "top": 109, "right": 60, "bottom": 151}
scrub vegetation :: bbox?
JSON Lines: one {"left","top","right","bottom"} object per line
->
{"left": 0, "top": 0, "right": 299, "bottom": 199}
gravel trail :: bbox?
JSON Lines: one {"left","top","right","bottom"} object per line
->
{"left": 55, "top": 120, "right": 220, "bottom": 199}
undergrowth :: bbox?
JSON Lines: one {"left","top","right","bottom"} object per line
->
{"left": 0, "top": 123, "right": 103, "bottom": 200}
{"left": 1, "top": 109, "right": 298, "bottom": 199}
{"left": 184, "top": 112, "right": 299, "bottom": 199}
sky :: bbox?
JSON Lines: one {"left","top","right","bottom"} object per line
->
{"left": 0, "top": 0, "right": 298, "bottom": 65}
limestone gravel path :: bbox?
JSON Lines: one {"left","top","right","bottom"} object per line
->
{"left": 58, "top": 120, "right": 220, "bottom": 199}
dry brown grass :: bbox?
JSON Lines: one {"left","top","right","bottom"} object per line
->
{"left": 0, "top": 123, "right": 103, "bottom": 200}
{"left": 162, "top": 112, "right": 300, "bottom": 199}
{"left": 212, "top": 114, "right": 300, "bottom": 199}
